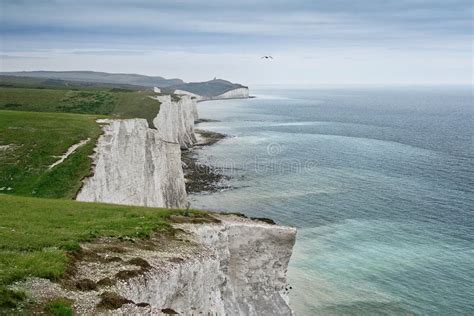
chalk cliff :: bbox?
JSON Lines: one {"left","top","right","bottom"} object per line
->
{"left": 70, "top": 89, "right": 297, "bottom": 315}
{"left": 152, "top": 95, "right": 198, "bottom": 148}
{"left": 117, "top": 215, "right": 296, "bottom": 315}
{"left": 174, "top": 87, "right": 250, "bottom": 101}
{"left": 214, "top": 87, "right": 250, "bottom": 99}
{"left": 173, "top": 89, "right": 204, "bottom": 101}
{"left": 19, "top": 215, "right": 296, "bottom": 315}
{"left": 76, "top": 94, "right": 199, "bottom": 207}
{"left": 76, "top": 119, "right": 187, "bottom": 208}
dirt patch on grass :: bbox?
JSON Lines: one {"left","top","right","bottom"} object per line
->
{"left": 97, "top": 277, "right": 116, "bottom": 287}
{"left": 168, "top": 257, "right": 184, "bottom": 263}
{"left": 75, "top": 278, "right": 97, "bottom": 291}
{"left": 168, "top": 213, "right": 220, "bottom": 224}
{"left": 162, "top": 308, "right": 179, "bottom": 314}
{"left": 97, "top": 292, "right": 133, "bottom": 310}
{"left": 127, "top": 258, "right": 151, "bottom": 269}
{"left": 114, "top": 258, "right": 151, "bottom": 281}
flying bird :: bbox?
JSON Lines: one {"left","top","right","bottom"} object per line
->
{"left": 261, "top": 56, "right": 273, "bottom": 59}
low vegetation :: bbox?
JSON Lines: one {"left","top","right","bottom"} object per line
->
{"left": 0, "top": 194, "right": 200, "bottom": 311}
{"left": 43, "top": 298, "right": 74, "bottom": 316}
{"left": 0, "top": 75, "right": 145, "bottom": 91}
{"left": 0, "top": 110, "right": 103, "bottom": 199}
{"left": 0, "top": 75, "right": 213, "bottom": 313}
{"left": 0, "top": 71, "right": 183, "bottom": 88}
{"left": 163, "top": 78, "right": 245, "bottom": 97}
{"left": 0, "top": 85, "right": 161, "bottom": 126}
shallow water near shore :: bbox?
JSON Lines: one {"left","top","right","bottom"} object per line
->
{"left": 189, "top": 86, "right": 473, "bottom": 315}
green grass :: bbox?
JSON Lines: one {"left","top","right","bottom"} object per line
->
{"left": 0, "top": 82, "right": 188, "bottom": 312}
{"left": 0, "top": 194, "right": 185, "bottom": 310}
{"left": 0, "top": 87, "right": 160, "bottom": 127}
{"left": 0, "top": 110, "right": 103, "bottom": 198}
{"left": 43, "top": 298, "right": 74, "bottom": 316}
{"left": 0, "top": 75, "right": 146, "bottom": 91}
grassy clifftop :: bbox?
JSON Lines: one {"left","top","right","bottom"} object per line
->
{"left": 0, "top": 110, "right": 102, "bottom": 199}
{"left": 0, "top": 194, "right": 197, "bottom": 311}
{"left": 0, "top": 71, "right": 183, "bottom": 87}
{"left": 0, "top": 75, "right": 208, "bottom": 313}
{"left": 0, "top": 86, "right": 160, "bottom": 127}
{"left": 164, "top": 78, "right": 247, "bottom": 97}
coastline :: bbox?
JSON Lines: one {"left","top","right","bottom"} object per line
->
{"left": 182, "top": 126, "right": 228, "bottom": 194}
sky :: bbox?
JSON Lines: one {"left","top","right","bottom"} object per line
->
{"left": 0, "top": 0, "right": 472, "bottom": 85}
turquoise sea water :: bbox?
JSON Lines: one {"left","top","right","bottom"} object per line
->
{"left": 189, "top": 86, "right": 473, "bottom": 315}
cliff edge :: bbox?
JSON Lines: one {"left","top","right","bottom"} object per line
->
{"left": 76, "top": 119, "right": 187, "bottom": 208}
{"left": 76, "top": 94, "right": 199, "bottom": 208}
{"left": 15, "top": 215, "right": 296, "bottom": 315}
{"left": 71, "top": 90, "right": 296, "bottom": 315}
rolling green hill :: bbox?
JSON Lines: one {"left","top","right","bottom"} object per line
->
{"left": 0, "top": 86, "right": 161, "bottom": 127}
{"left": 1, "top": 71, "right": 183, "bottom": 87}
{"left": 0, "top": 194, "right": 207, "bottom": 312}
{"left": 164, "top": 79, "right": 247, "bottom": 97}
{"left": 0, "top": 110, "right": 211, "bottom": 313}
{"left": 0, "top": 110, "right": 103, "bottom": 199}
{"left": 0, "top": 75, "right": 147, "bottom": 91}
{"left": 0, "top": 73, "right": 220, "bottom": 313}
{"left": 1, "top": 72, "right": 247, "bottom": 98}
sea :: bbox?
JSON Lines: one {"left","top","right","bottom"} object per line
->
{"left": 189, "top": 85, "right": 473, "bottom": 315}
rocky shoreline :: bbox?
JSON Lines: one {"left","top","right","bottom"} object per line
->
{"left": 182, "top": 127, "right": 229, "bottom": 194}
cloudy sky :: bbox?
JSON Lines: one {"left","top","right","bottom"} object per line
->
{"left": 0, "top": 0, "right": 472, "bottom": 84}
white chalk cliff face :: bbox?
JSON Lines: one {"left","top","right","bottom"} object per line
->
{"left": 76, "top": 119, "right": 187, "bottom": 208}
{"left": 153, "top": 95, "right": 198, "bottom": 148}
{"left": 115, "top": 215, "right": 296, "bottom": 315}
{"left": 173, "top": 89, "right": 204, "bottom": 101}
{"left": 215, "top": 87, "right": 250, "bottom": 99}
{"left": 18, "top": 216, "right": 296, "bottom": 315}
{"left": 70, "top": 90, "right": 297, "bottom": 315}
{"left": 174, "top": 87, "right": 250, "bottom": 101}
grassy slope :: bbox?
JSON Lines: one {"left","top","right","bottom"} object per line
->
{"left": 0, "top": 71, "right": 183, "bottom": 87}
{"left": 0, "top": 87, "right": 160, "bottom": 127}
{"left": 0, "top": 75, "right": 146, "bottom": 91}
{"left": 164, "top": 79, "right": 246, "bottom": 97}
{"left": 0, "top": 110, "right": 103, "bottom": 199}
{"left": 0, "top": 195, "right": 184, "bottom": 308}
{"left": 0, "top": 81, "right": 187, "bottom": 311}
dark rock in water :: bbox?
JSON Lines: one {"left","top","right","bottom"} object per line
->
{"left": 195, "top": 118, "right": 220, "bottom": 124}
{"left": 194, "top": 129, "right": 226, "bottom": 146}
{"left": 182, "top": 132, "right": 230, "bottom": 194}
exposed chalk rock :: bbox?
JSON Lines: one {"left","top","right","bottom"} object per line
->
{"left": 116, "top": 215, "right": 296, "bottom": 315}
{"left": 14, "top": 216, "right": 296, "bottom": 315}
{"left": 117, "top": 215, "right": 297, "bottom": 315}
{"left": 153, "top": 87, "right": 161, "bottom": 93}
{"left": 76, "top": 119, "right": 187, "bottom": 208}
{"left": 167, "top": 215, "right": 296, "bottom": 316}
{"left": 174, "top": 87, "right": 250, "bottom": 101}
{"left": 152, "top": 95, "right": 198, "bottom": 148}
{"left": 173, "top": 89, "right": 204, "bottom": 101}
{"left": 214, "top": 87, "right": 250, "bottom": 99}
